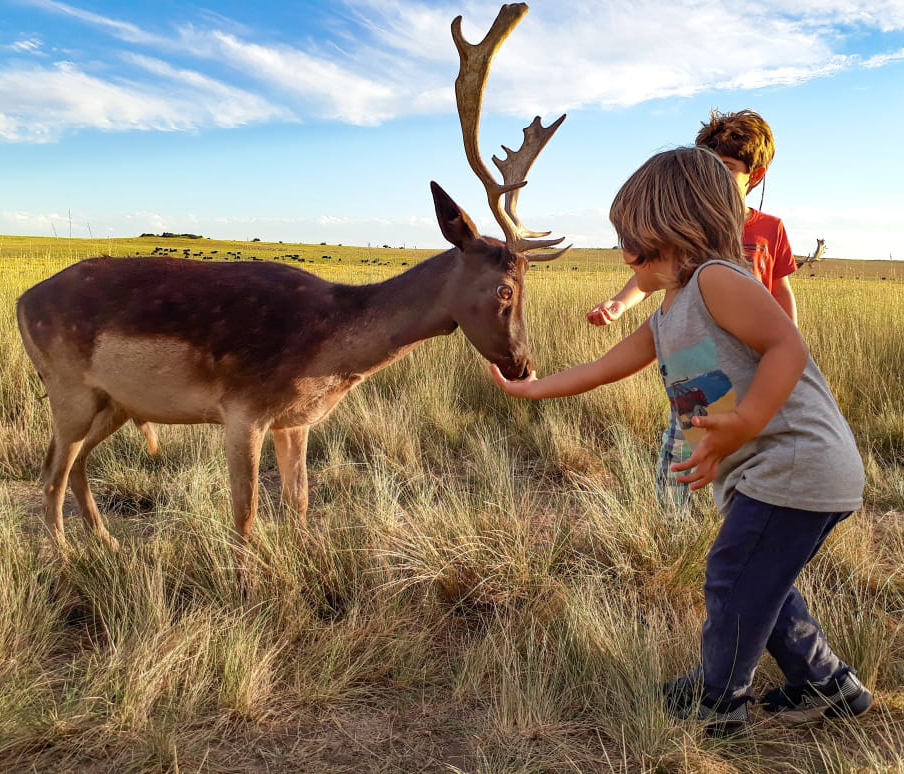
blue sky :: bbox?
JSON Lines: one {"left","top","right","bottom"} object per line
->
{"left": 1, "top": 0, "right": 903, "bottom": 260}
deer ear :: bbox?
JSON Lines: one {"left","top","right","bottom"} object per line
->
{"left": 431, "top": 181, "right": 479, "bottom": 250}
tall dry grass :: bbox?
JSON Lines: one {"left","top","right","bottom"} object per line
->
{"left": 0, "top": 245, "right": 902, "bottom": 772}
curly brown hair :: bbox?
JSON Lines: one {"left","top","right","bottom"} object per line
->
{"left": 609, "top": 146, "right": 746, "bottom": 287}
{"left": 695, "top": 109, "right": 775, "bottom": 175}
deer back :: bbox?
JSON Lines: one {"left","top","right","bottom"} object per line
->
{"left": 18, "top": 257, "right": 371, "bottom": 416}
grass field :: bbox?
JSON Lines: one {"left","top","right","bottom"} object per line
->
{"left": 1, "top": 237, "right": 903, "bottom": 772}
{"left": 3, "top": 233, "right": 901, "bottom": 281}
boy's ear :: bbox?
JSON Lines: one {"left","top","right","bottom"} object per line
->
{"left": 747, "top": 166, "right": 766, "bottom": 191}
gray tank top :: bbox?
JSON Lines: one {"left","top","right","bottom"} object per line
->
{"left": 650, "top": 259, "right": 863, "bottom": 513}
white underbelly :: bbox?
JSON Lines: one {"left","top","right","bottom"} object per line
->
{"left": 88, "top": 333, "right": 224, "bottom": 423}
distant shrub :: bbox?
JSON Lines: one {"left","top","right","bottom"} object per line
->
{"left": 141, "top": 232, "right": 204, "bottom": 239}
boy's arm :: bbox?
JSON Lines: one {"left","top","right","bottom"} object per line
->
{"left": 587, "top": 274, "right": 653, "bottom": 326}
{"left": 768, "top": 217, "right": 798, "bottom": 324}
{"left": 492, "top": 318, "right": 657, "bottom": 399}
{"left": 672, "top": 264, "right": 809, "bottom": 489}
{"left": 771, "top": 275, "right": 798, "bottom": 325}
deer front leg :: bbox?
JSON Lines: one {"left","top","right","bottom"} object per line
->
{"left": 224, "top": 419, "right": 266, "bottom": 571}
{"left": 272, "top": 425, "right": 310, "bottom": 529}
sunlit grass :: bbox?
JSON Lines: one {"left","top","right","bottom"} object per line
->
{"left": 0, "top": 239, "right": 902, "bottom": 770}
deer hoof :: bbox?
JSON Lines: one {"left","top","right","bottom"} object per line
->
{"left": 97, "top": 531, "right": 120, "bottom": 552}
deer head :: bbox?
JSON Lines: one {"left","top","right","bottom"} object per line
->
{"left": 431, "top": 180, "right": 532, "bottom": 379}
{"left": 440, "top": 2, "right": 570, "bottom": 379}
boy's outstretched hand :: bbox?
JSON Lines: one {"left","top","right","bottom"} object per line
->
{"left": 670, "top": 411, "right": 758, "bottom": 490}
{"left": 490, "top": 363, "right": 538, "bottom": 399}
{"left": 587, "top": 299, "right": 626, "bottom": 326}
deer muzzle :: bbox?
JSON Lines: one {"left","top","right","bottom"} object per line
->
{"left": 497, "top": 355, "right": 533, "bottom": 381}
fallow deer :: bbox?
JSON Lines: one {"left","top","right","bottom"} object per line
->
{"left": 16, "top": 2, "right": 568, "bottom": 558}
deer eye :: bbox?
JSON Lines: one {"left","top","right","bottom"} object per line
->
{"left": 496, "top": 284, "right": 513, "bottom": 301}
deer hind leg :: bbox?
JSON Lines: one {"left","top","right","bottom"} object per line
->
{"left": 69, "top": 403, "right": 128, "bottom": 550}
{"left": 41, "top": 390, "right": 99, "bottom": 551}
{"left": 272, "top": 425, "right": 310, "bottom": 529}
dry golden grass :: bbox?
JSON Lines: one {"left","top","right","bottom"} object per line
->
{"left": 0, "top": 237, "right": 902, "bottom": 772}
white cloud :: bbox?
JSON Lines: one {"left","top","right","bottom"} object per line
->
{"left": 189, "top": 0, "right": 902, "bottom": 121}
{"left": 181, "top": 29, "right": 398, "bottom": 125}
{"left": 124, "top": 54, "right": 296, "bottom": 125}
{"left": 754, "top": 0, "right": 904, "bottom": 30}
{"left": 5, "top": 38, "right": 43, "bottom": 53}
{"left": 28, "top": 0, "right": 164, "bottom": 45}
{"left": 6, "top": 0, "right": 904, "bottom": 140}
{"left": 0, "top": 59, "right": 292, "bottom": 142}
{"left": 331, "top": 0, "right": 897, "bottom": 115}
{"left": 777, "top": 202, "right": 903, "bottom": 261}
{"left": 714, "top": 57, "right": 851, "bottom": 91}
{"left": 316, "top": 215, "right": 354, "bottom": 225}
{"left": 1, "top": 210, "right": 64, "bottom": 229}
{"left": 863, "top": 47, "right": 904, "bottom": 67}
{"left": 0, "top": 208, "right": 441, "bottom": 247}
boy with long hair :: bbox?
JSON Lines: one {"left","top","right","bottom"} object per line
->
{"left": 589, "top": 110, "right": 798, "bottom": 509}
{"left": 493, "top": 146, "right": 871, "bottom": 735}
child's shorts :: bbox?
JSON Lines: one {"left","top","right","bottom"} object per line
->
{"left": 656, "top": 412, "right": 692, "bottom": 512}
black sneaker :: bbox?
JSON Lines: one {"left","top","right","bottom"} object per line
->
{"left": 663, "top": 672, "right": 750, "bottom": 737}
{"left": 663, "top": 672, "right": 703, "bottom": 719}
{"left": 760, "top": 667, "right": 874, "bottom": 724}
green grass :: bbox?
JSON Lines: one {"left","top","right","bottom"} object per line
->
{"left": 0, "top": 237, "right": 902, "bottom": 771}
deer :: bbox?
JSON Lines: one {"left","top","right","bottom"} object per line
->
{"left": 795, "top": 238, "right": 827, "bottom": 269}
{"left": 16, "top": 2, "right": 568, "bottom": 563}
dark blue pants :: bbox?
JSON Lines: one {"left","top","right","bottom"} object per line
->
{"left": 701, "top": 491, "right": 849, "bottom": 703}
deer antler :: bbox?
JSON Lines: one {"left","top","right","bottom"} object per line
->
{"left": 452, "top": 3, "right": 570, "bottom": 258}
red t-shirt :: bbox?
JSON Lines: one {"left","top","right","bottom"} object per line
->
{"left": 742, "top": 209, "right": 796, "bottom": 293}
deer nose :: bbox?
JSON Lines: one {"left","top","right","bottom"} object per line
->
{"left": 496, "top": 356, "right": 531, "bottom": 381}
{"left": 506, "top": 357, "right": 532, "bottom": 381}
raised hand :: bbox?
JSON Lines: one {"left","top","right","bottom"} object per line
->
{"left": 587, "top": 299, "right": 626, "bottom": 326}
{"left": 671, "top": 411, "right": 757, "bottom": 490}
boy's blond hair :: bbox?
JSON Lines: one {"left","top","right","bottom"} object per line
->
{"left": 609, "top": 146, "right": 746, "bottom": 287}
{"left": 695, "top": 109, "right": 775, "bottom": 177}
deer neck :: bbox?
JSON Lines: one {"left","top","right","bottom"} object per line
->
{"left": 326, "top": 250, "right": 459, "bottom": 377}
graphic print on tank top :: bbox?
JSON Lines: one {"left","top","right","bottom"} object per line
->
{"left": 659, "top": 337, "right": 738, "bottom": 447}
